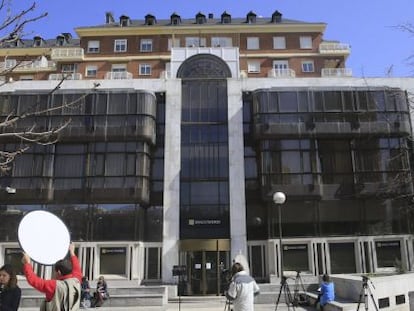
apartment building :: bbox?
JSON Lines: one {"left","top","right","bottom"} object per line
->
{"left": 0, "top": 10, "right": 413, "bottom": 296}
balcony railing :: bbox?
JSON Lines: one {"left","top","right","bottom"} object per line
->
{"left": 319, "top": 42, "right": 351, "bottom": 54}
{"left": 160, "top": 71, "right": 171, "bottom": 79}
{"left": 105, "top": 71, "right": 133, "bottom": 80}
{"left": 321, "top": 68, "right": 352, "bottom": 77}
{"left": 267, "top": 68, "right": 296, "bottom": 78}
{"left": 0, "top": 60, "right": 56, "bottom": 72}
{"left": 48, "top": 73, "right": 83, "bottom": 80}
{"left": 51, "top": 48, "right": 84, "bottom": 60}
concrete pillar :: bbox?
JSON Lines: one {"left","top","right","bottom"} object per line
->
{"left": 162, "top": 79, "right": 182, "bottom": 284}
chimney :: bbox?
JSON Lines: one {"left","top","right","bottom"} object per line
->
{"left": 106, "top": 12, "right": 115, "bottom": 24}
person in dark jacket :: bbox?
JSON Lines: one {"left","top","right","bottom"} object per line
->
{"left": 0, "top": 264, "right": 21, "bottom": 311}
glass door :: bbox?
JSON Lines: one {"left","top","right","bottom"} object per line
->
{"left": 185, "top": 250, "right": 230, "bottom": 295}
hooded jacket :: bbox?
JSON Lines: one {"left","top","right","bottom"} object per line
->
{"left": 226, "top": 270, "right": 260, "bottom": 311}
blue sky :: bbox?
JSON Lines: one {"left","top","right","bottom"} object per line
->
{"left": 10, "top": 0, "right": 414, "bottom": 77}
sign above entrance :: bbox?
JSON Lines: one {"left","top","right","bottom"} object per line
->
{"left": 188, "top": 219, "right": 221, "bottom": 226}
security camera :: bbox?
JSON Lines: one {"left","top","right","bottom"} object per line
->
{"left": 5, "top": 186, "right": 16, "bottom": 194}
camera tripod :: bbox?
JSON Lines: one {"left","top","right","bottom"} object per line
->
{"left": 356, "top": 276, "right": 378, "bottom": 311}
{"left": 291, "top": 271, "right": 309, "bottom": 306}
{"left": 275, "top": 276, "right": 295, "bottom": 311}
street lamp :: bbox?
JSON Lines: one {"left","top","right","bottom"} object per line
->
{"left": 273, "top": 191, "right": 286, "bottom": 278}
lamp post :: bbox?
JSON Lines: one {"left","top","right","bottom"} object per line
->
{"left": 273, "top": 191, "right": 286, "bottom": 278}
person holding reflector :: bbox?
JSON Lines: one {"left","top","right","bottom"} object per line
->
{"left": 19, "top": 210, "right": 82, "bottom": 311}
{"left": 22, "top": 242, "right": 82, "bottom": 311}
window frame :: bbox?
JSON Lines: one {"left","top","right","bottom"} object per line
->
{"left": 299, "top": 36, "right": 312, "bottom": 49}
{"left": 114, "top": 39, "right": 128, "bottom": 53}
{"left": 139, "top": 64, "right": 152, "bottom": 76}
{"left": 247, "top": 61, "right": 261, "bottom": 73}
{"left": 247, "top": 37, "right": 260, "bottom": 50}
{"left": 301, "top": 60, "right": 315, "bottom": 73}
{"left": 87, "top": 40, "right": 100, "bottom": 53}
{"left": 85, "top": 65, "right": 98, "bottom": 77}
{"left": 140, "top": 39, "right": 153, "bottom": 52}
{"left": 273, "top": 36, "right": 286, "bottom": 49}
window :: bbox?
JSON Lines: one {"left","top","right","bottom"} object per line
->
{"left": 5, "top": 59, "right": 17, "bottom": 69}
{"left": 140, "top": 39, "right": 153, "bottom": 52}
{"left": 86, "top": 65, "right": 98, "bottom": 77}
{"left": 61, "top": 64, "right": 77, "bottom": 73}
{"left": 211, "top": 37, "right": 232, "bottom": 47}
{"left": 247, "top": 61, "right": 260, "bottom": 73}
{"left": 139, "top": 64, "right": 151, "bottom": 75}
{"left": 273, "top": 60, "right": 289, "bottom": 70}
{"left": 247, "top": 37, "right": 259, "bottom": 50}
{"left": 302, "top": 61, "right": 314, "bottom": 73}
{"left": 299, "top": 36, "right": 312, "bottom": 49}
{"left": 20, "top": 75, "right": 34, "bottom": 81}
{"left": 111, "top": 64, "right": 127, "bottom": 72}
{"left": 273, "top": 36, "right": 286, "bottom": 49}
{"left": 168, "top": 38, "right": 180, "bottom": 50}
{"left": 185, "top": 37, "right": 206, "bottom": 47}
{"left": 114, "top": 39, "right": 127, "bottom": 52}
{"left": 87, "top": 41, "right": 100, "bottom": 53}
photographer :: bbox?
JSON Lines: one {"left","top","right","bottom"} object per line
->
{"left": 225, "top": 262, "right": 260, "bottom": 311}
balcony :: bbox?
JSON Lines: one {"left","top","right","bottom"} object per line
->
{"left": 105, "top": 71, "right": 133, "bottom": 80}
{"left": 319, "top": 42, "right": 351, "bottom": 55}
{"left": 48, "top": 73, "right": 83, "bottom": 80}
{"left": 160, "top": 70, "right": 171, "bottom": 79}
{"left": 0, "top": 60, "right": 56, "bottom": 72}
{"left": 51, "top": 48, "right": 84, "bottom": 61}
{"left": 321, "top": 68, "right": 352, "bottom": 77}
{"left": 267, "top": 68, "right": 296, "bottom": 78}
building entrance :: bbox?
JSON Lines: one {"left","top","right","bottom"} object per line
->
{"left": 180, "top": 239, "right": 231, "bottom": 296}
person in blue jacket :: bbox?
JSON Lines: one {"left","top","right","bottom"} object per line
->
{"left": 315, "top": 274, "right": 335, "bottom": 310}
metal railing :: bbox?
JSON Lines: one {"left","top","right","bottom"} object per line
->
{"left": 48, "top": 73, "right": 83, "bottom": 80}
{"left": 267, "top": 68, "right": 296, "bottom": 78}
{"left": 321, "top": 68, "right": 352, "bottom": 77}
{"left": 319, "top": 42, "right": 351, "bottom": 54}
{"left": 105, "top": 71, "right": 133, "bottom": 80}
{"left": 51, "top": 48, "right": 84, "bottom": 60}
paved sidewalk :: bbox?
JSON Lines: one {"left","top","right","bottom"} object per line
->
{"left": 19, "top": 296, "right": 315, "bottom": 311}
{"left": 20, "top": 296, "right": 315, "bottom": 311}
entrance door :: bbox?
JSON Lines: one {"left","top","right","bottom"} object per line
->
{"left": 180, "top": 239, "right": 231, "bottom": 296}
{"left": 186, "top": 250, "right": 229, "bottom": 295}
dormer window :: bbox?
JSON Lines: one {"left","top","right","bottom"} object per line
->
{"left": 170, "top": 13, "right": 181, "bottom": 25}
{"left": 145, "top": 14, "right": 156, "bottom": 25}
{"left": 221, "top": 11, "right": 231, "bottom": 24}
{"left": 195, "top": 12, "right": 206, "bottom": 24}
{"left": 56, "top": 35, "right": 65, "bottom": 46}
{"left": 271, "top": 10, "right": 283, "bottom": 23}
{"left": 33, "top": 36, "right": 43, "bottom": 47}
{"left": 120, "top": 15, "right": 130, "bottom": 27}
{"left": 246, "top": 11, "right": 256, "bottom": 24}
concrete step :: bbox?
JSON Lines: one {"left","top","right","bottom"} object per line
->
{"left": 19, "top": 284, "right": 168, "bottom": 308}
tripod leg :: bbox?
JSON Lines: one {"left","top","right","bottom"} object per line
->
{"left": 285, "top": 284, "right": 296, "bottom": 311}
{"left": 356, "top": 287, "right": 365, "bottom": 311}
{"left": 274, "top": 282, "right": 284, "bottom": 311}
{"left": 367, "top": 288, "right": 379, "bottom": 311}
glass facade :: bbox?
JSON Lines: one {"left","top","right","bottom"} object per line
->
{"left": 0, "top": 90, "right": 165, "bottom": 244}
{"left": 244, "top": 87, "right": 413, "bottom": 240}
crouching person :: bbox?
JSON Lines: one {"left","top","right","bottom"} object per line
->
{"left": 22, "top": 242, "right": 82, "bottom": 311}
{"left": 226, "top": 262, "right": 260, "bottom": 311}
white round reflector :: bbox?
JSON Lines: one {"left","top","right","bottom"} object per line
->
{"left": 18, "top": 210, "right": 70, "bottom": 265}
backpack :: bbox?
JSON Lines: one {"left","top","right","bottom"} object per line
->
{"left": 40, "top": 278, "right": 81, "bottom": 311}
